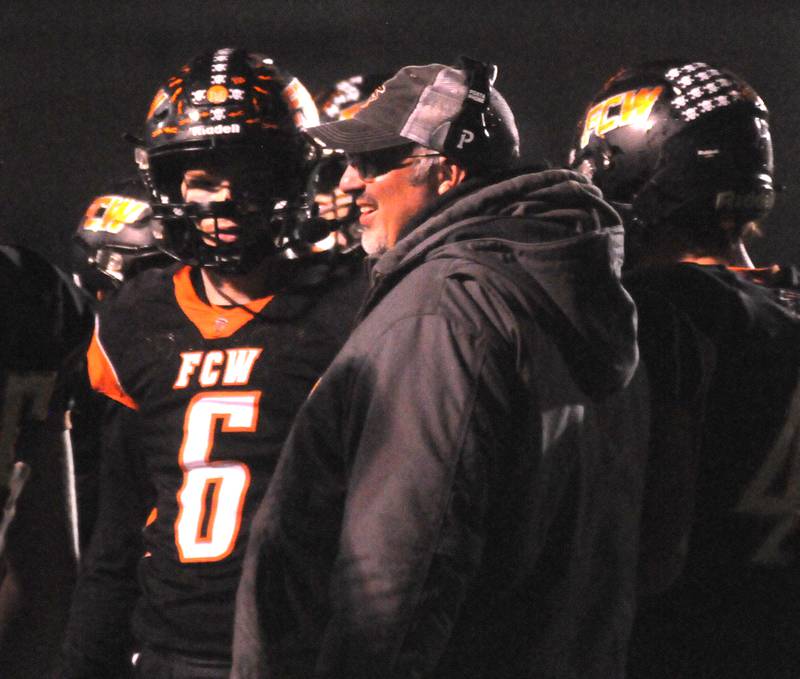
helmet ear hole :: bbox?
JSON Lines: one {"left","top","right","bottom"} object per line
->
{"left": 600, "top": 148, "right": 615, "bottom": 171}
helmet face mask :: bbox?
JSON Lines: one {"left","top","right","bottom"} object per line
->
{"left": 140, "top": 48, "right": 320, "bottom": 273}
{"left": 570, "top": 61, "right": 775, "bottom": 258}
{"left": 309, "top": 153, "right": 363, "bottom": 251}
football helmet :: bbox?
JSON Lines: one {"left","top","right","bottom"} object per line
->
{"left": 569, "top": 61, "right": 774, "bottom": 240}
{"left": 72, "top": 176, "right": 170, "bottom": 293}
{"left": 137, "top": 48, "right": 320, "bottom": 272}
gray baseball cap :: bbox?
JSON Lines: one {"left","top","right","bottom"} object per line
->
{"left": 306, "top": 61, "right": 519, "bottom": 172}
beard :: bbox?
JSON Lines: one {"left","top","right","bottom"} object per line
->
{"left": 360, "top": 226, "right": 389, "bottom": 256}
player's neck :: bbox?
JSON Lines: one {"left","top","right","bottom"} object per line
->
{"left": 198, "top": 257, "right": 305, "bottom": 306}
{"left": 200, "top": 263, "right": 271, "bottom": 306}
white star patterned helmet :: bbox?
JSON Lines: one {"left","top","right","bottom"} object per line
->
{"left": 569, "top": 60, "right": 774, "bottom": 239}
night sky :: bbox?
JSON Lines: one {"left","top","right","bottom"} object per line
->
{"left": 1, "top": 0, "right": 797, "bottom": 268}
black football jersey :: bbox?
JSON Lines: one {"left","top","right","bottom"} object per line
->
{"left": 86, "top": 258, "right": 366, "bottom": 660}
{"left": 625, "top": 263, "right": 800, "bottom": 678}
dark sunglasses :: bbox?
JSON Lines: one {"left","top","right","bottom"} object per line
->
{"left": 345, "top": 144, "right": 442, "bottom": 180}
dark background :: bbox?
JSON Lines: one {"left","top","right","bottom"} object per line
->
{"left": 1, "top": 0, "right": 797, "bottom": 269}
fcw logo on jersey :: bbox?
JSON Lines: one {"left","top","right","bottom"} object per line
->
{"left": 173, "top": 348, "right": 262, "bottom": 389}
{"left": 580, "top": 87, "right": 663, "bottom": 148}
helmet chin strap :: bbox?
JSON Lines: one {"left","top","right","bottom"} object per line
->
{"left": 199, "top": 266, "right": 271, "bottom": 317}
{"left": 198, "top": 249, "right": 332, "bottom": 321}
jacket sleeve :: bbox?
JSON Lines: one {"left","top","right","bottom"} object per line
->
{"left": 233, "top": 296, "right": 518, "bottom": 679}
{"left": 58, "top": 400, "right": 151, "bottom": 679}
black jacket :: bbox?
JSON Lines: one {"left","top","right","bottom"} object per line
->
{"left": 232, "top": 169, "right": 650, "bottom": 679}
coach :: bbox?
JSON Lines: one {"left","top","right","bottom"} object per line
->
{"left": 233, "top": 58, "right": 649, "bottom": 679}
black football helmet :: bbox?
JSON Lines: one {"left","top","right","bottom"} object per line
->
{"left": 72, "top": 176, "right": 171, "bottom": 294}
{"left": 569, "top": 60, "right": 774, "bottom": 242}
{"left": 137, "top": 48, "right": 320, "bottom": 272}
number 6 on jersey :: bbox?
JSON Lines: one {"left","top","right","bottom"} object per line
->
{"left": 175, "top": 391, "right": 259, "bottom": 562}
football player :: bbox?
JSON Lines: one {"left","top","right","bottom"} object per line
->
{"left": 59, "top": 48, "right": 367, "bottom": 679}
{"left": 69, "top": 176, "right": 174, "bottom": 552}
{"left": 571, "top": 60, "right": 800, "bottom": 677}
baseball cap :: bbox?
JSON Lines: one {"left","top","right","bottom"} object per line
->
{"left": 306, "top": 59, "right": 520, "bottom": 172}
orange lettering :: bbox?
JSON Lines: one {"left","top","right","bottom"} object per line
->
{"left": 581, "top": 87, "right": 664, "bottom": 148}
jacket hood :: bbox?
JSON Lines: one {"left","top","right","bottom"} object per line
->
{"left": 365, "top": 168, "right": 639, "bottom": 396}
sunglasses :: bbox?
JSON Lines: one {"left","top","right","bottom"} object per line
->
{"left": 345, "top": 144, "right": 443, "bottom": 180}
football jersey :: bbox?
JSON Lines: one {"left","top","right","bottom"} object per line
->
{"left": 85, "top": 257, "right": 366, "bottom": 660}
{"left": 625, "top": 263, "right": 800, "bottom": 678}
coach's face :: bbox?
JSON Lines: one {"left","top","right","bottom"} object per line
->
{"left": 338, "top": 144, "right": 464, "bottom": 256}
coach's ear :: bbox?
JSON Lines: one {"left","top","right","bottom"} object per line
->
{"left": 435, "top": 161, "right": 467, "bottom": 195}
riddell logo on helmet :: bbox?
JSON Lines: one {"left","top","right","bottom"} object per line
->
{"left": 189, "top": 123, "right": 241, "bottom": 137}
{"left": 580, "top": 87, "right": 663, "bottom": 148}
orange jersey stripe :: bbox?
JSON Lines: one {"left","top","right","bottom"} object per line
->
{"left": 86, "top": 319, "right": 138, "bottom": 410}
{"left": 172, "top": 266, "right": 273, "bottom": 340}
